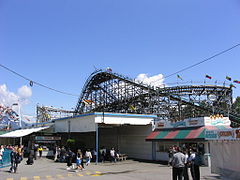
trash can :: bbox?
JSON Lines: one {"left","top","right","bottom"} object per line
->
{"left": 203, "top": 153, "right": 211, "bottom": 167}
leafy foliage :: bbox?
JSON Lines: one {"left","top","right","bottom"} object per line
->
{"left": 232, "top": 97, "right": 240, "bottom": 115}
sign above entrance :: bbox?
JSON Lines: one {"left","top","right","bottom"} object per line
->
{"left": 154, "top": 116, "right": 231, "bottom": 129}
{"left": 35, "top": 136, "right": 61, "bottom": 141}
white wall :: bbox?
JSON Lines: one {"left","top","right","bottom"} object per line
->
{"left": 156, "top": 152, "right": 169, "bottom": 161}
{"left": 95, "top": 114, "right": 153, "bottom": 125}
{"left": 210, "top": 141, "right": 240, "bottom": 180}
{"left": 54, "top": 113, "right": 155, "bottom": 160}
{"left": 54, "top": 115, "right": 96, "bottom": 133}
{"left": 102, "top": 125, "right": 153, "bottom": 160}
{"left": 54, "top": 113, "right": 155, "bottom": 133}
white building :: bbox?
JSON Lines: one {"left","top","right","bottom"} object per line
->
{"left": 54, "top": 112, "right": 157, "bottom": 160}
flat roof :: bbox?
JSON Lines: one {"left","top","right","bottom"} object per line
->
{"left": 53, "top": 112, "right": 157, "bottom": 122}
{"left": 0, "top": 126, "right": 50, "bottom": 138}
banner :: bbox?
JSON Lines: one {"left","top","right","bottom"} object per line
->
{"left": 206, "top": 128, "right": 240, "bottom": 140}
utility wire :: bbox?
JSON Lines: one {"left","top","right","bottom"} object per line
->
{"left": 0, "top": 63, "right": 79, "bottom": 97}
{"left": 1, "top": 43, "right": 239, "bottom": 96}
{"left": 164, "top": 43, "right": 240, "bottom": 79}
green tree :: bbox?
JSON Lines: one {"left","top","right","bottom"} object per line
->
{"left": 232, "top": 97, "right": 240, "bottom": 114}
{"left": 66, "top": 138, "right": 76, "bottom": 151}
{"left": 230, "top": 97, "right": 240, "bottom": 128}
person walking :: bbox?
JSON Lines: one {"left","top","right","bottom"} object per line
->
{"left": 189, "top": 148, "right": 201, "bottom": 180}
{"left": 183, "top": 148, "right": 189, "bottom": 180}
{"left": 26, "top": 149, "right": 34, "bottom": 165}
{"left": 110, "top": 148, "right": 116, "bottom": 163}
{"left": 75, "top": 149, "right": 83, "bottom": 171}
{"left": 38, "top": 146, "right": 43, "bottom": 158}
{"left": 0, "top": 145, "right": 4, "bottom": 167}
{"left": 54, "top": 146, "right": 60, "bottom": 161}
{"left": 168, "top": 146, "right": 174, "bottom": 166}
{"left": 10, "top": 146, "right": 21, "bottom": 173}
{"left": 85, "top": 149, "right": 92, "bottom": 166}
{"left": 33, "top": 144, "right": 38, "bottom": 160}
{"left": 171, "top": 146, "right": 186, "bottom": 180}
{"left": 100, "top": 146, "right": 106, "bottom": 163}
{"left": 17, "top": 145, "right": 23, "bottom": 162}
{"left": 60, "top": 146, "right": 66, "bottom": 162}
{"left": 66, "top": 149, "right": 75, "bottom": 170}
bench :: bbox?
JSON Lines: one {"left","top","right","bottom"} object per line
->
{"left": 118, "top": 154, "right": 128, "bottom": 161}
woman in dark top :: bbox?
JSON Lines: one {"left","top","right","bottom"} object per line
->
{"left": 10, "top": 146, "right": 21, "bottom": 173}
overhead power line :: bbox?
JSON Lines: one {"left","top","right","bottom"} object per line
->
{"left": 164, "top": 43, "right": 240, "bottom": 79}
{"left": 1, "top": 43, "right": 239, "bottom": 96}
{"left": 0, "top": 63, "right": 79, "bottom": 97}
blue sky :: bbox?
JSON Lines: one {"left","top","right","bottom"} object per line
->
{"left": 0, "top": 0, "right": 240, "bottom": 121}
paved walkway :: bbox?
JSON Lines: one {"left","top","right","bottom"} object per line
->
{"left": 0, "top": 158, "right": 221, "bottom": 180}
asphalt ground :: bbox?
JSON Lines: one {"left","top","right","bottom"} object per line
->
{"left": 0, "top": 158, "right": 222, "bottom": 180}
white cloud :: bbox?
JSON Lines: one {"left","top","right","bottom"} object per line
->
{"left": 135, "top": 73, "right": 165, "bottom": 87}
{"left": 18, "top": 85, "right": 32, "bottom": 98}
{"left": 0, "top": 84, "right": 19, "bottom": 107}
{"left": 0, "top": 84, "right": 32, "bottom": 109}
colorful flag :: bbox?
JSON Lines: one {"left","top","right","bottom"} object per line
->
{"left": 226, "top": 76, "right": 232, "bottom": 81}
{"left": 82, "top": 99, "right": 95, "bottom": 105}
{"left": 85, "top": 99, "right": 95, "bottom": 104}
{"left": 205, "top": 75, "right": 212, "bottom": 79}
{"left": 82, "top": 99, "right": 89, "bottom": 105}
{"left": 233, "top": 80, "right": 240, "bottom": 84}
{"left": 230, "top": 84, "right": 236, "bottom": 88}
{"left": 177, "top": 74, "right": 183, "bottom": 80}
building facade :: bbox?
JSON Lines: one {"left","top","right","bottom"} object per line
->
{"left": 146, "top": 116, "right": 231, "bottom": 165}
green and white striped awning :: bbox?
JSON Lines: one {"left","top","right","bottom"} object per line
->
{"left": 146, "top": 126, "right": 230, "bottom": 141}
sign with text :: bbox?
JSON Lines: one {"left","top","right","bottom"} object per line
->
{"left": 35, "top": 136, "right": 61, "bottom": 141}
{"left": 153, "top": 116, "right": 230, "bottom": 130}
{"left": 205, "top": 128, "right": 240, "bottom": 140}
{"left": 217, "top": 130, "right": 235, "bottom": 140}
{"left": 235, "top": 129, "right": 240, "bottom": 139}
{"left": 205, "top": 130, "right": 218, "bottom": 140}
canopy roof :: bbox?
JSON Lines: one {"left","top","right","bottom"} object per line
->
{"left": 146, "top": 126, "right": 230, "bottom": 141}
{"left": 0, "top": 126, "right": 49, "bottom": 138}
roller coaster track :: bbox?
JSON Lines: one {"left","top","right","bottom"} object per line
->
{"left": 75, "top": 69, "right": 240, "bottom": 126}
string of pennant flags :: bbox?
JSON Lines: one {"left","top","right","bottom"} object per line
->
{"left": 82, "top": 74, "right": 239, "bottom": 106}
{"left": 177, "top": 74, "right": 239, "bottom": 88}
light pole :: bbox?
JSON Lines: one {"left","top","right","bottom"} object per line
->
{"left": 12, "top": 102, "right": 23, "bottom": 145}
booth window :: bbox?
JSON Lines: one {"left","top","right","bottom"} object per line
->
{"left": 157, "top": 142, "right": 176, "bottom": 152}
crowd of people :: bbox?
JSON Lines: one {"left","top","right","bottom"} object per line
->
{"left": 0, "top": 144, "right": 51, "bottom": 173}
{"left": 0, "top": 144, "right": 24, "bottom": 173}
{"left": 53, "top": 146, "right": 122, "bottom": 171}
{"left": 1, "top": 143, "right": 202, "bottom": 178}
{"left": 168, "top": 145, "right": 202, "bottom": 180}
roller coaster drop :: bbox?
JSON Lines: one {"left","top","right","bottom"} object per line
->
{"left": 74, "top": 69, "right": 239, "bottom": 127}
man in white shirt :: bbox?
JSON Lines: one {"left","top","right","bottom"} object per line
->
{"left": 110, "top": 148, "right": 116, "bottom": 163}
{"left": 188, "top": 148, "right": 200, "bottom": 180}
{"left": 0, "top": 145, "right": 4, "bottom": 167}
